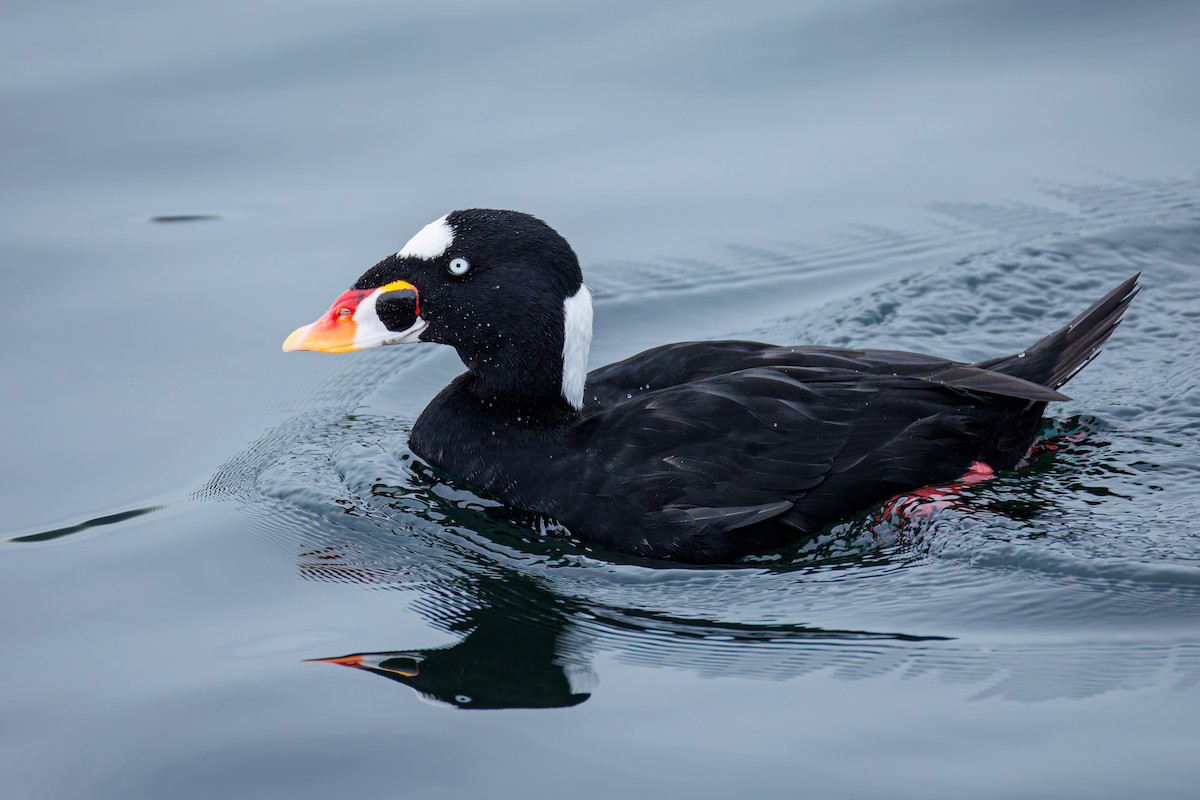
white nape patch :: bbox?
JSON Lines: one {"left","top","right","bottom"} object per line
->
{"left": 396, "top": 214, "right": 454, "bottom": 260}
{"left": 563, "top": 664, "right": 599, "bottom": 696}
{"left": 415, "top": 693, "right": 458, "bottom": 710}
{"left": 352, "top": 288, "right": 428, "bottom": 348}
{"left": 561, "top": 284, "right": 593, "bottom": 411}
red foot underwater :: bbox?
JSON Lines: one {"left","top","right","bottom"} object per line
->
{"left": 880, "top": 461, "right": 996, "bottom": 526}
{"left": 877, "top": 424, "right": 1093, "bottom": 533}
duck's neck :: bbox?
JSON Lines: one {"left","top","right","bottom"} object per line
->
{"left": 454, "top": 285, "right": 593, "bottom": 422}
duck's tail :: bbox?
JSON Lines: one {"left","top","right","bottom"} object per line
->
{"left": 975, "top": 274, "right": 1140, "bottom": 394}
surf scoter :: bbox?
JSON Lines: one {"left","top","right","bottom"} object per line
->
{"left": 284, "top": 209, "right": 1138, "bottom": 563}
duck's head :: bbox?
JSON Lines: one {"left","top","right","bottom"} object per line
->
{"left": 305, "top": 648, "right": 592, "bottom": 710}
{"left": 284, "top": 209, "right": 593, "bottom": 410}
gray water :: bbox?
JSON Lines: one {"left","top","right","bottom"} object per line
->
{"left": 2, "top": 2, "right": 1199, "bottom": 798}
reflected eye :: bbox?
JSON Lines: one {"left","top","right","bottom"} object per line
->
{"left": 447, "top": 257, "right": 471, "bottom": 277}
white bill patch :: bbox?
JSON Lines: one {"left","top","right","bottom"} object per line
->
{"left": 353, "top": 288, "right": 428, "bottom": 348}
{"left": 396, "top": 214, "right": 454, "bottom": 260}
{"left": 561, "top": 284, "right": 593, "bottom": 410}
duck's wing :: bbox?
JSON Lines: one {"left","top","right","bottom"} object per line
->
{"left": 585, "top": 341, "right": 1067, "bottom": 406}
{"left": 566, "top": 365, "right": 1002, "bottom": 562}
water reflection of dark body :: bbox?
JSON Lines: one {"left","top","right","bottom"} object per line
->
{"left": 308, "top": 578, "right": 593, "bottom": 710}
{"left": 301, "top": 534, "right": 949, "bottom": 710}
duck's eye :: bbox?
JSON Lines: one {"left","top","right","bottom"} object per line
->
{"left": 447, "top": 257, "right": 471, "bottom": 277}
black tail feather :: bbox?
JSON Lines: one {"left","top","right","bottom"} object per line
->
{"left": 976, "top": 274, "right": 1140, "bottom": 393}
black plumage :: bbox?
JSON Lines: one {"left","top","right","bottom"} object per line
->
{"left": 288, "top": 209, "right": 1139, "bottom": 563}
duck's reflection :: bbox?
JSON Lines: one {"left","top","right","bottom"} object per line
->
{"left": 306, "top": 584, "right": 593, "bottom": 709}
{"left": 301, "top": 547, "right": 949, "bottom": 709}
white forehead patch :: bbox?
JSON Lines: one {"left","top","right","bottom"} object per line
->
{"left": 396, "top": 214, "right": 454, "bottom": 260}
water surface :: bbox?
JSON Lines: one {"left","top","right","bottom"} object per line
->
{"left": 2, "top": 2, "right": 1199, "bottom": 798}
